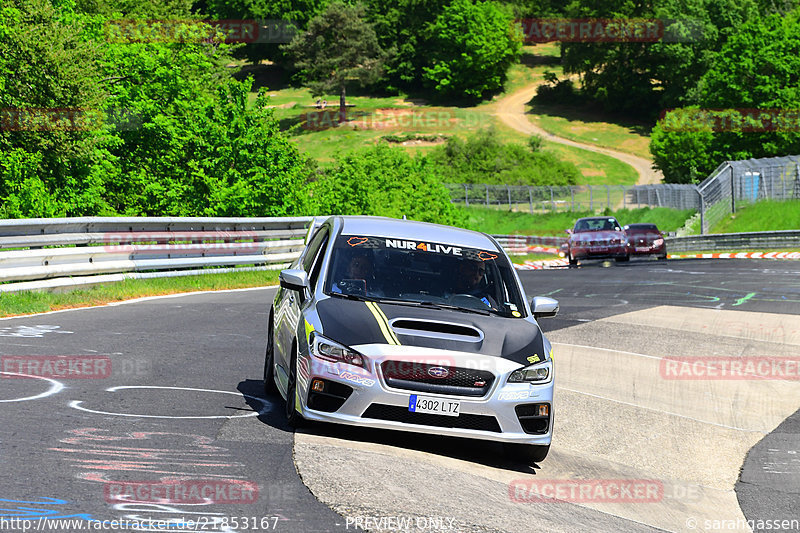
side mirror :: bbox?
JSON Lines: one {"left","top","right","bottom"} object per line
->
{"left": 531, "top": 296, "right": 559, "bottom": 319}
{"left": 565, "top": 229, "right": 573, "bottom": 235}
{"left": 280, "top": 269, "right": 310, "bottom": 292}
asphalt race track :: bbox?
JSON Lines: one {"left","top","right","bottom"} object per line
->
{"left": 0, "top": 258, "right": 798, "bottom": 533}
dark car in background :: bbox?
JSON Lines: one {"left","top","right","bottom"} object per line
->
{"left": 624, "top": 224, "right": 667, "bottom": 259}
{"left": 565, "top": 216, "right": 628, "bottom": 266}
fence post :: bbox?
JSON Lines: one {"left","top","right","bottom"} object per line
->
{"left": 730, "top": 165, "right": 736, "bottom": 213}
{"left": 485, "top": 184, "right": 489, "bottom": 208}
{"left": 695, "top": 186, "right": 705, "bottom": 235}
{"left": 623, "top": 186, "right": 627, "bottom": 209}
{"left": 529, "top": 187, "right": 534, "bottom": 214}
{"left": 550, "top": 187, "right": 555, "bottom": 211}
{"left": 606, "top": 186, "right": 610, "bottom": 209}
{"left": 464, "top": 184, "right": 469, "bottom": 207}
{"left": 507, "top": 186, "right": 512, "bottom": 209}
{"left": 571, "top": 187, "right": 575, "bottom": 211}
{"left": 589, "top": 186, "right": 593, "bottom": 211}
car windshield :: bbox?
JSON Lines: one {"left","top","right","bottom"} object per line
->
{"left": 323, "top": 235, "right": 526, "bottom": 318}
{"left": 574, "top": 218, "right": 620, "bottom": 232}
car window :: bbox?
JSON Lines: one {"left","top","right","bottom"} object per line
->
{"left": 324, "top": 235, "right": 526, "bottom": 317}
{"left": 302, "top": 228, "right": 328, "bottom": 274}
{"left": 308, "top": 233, "right": 329, "bottom": 290}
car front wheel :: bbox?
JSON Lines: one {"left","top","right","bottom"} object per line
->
{"left": 263, "top": 315, "right": 277, "bottom": 396}
{"left": 285, "top": 342, "right": 305, "bottom": 428}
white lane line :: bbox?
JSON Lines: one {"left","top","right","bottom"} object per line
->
{"left": 560, "top": 387, "right": 765, "bottom": 433}
{"left": 0, "top": 372, "right": 64, "bottom": 402}
{"left": 69, "top": 385, "right": 272, "bottom": 419}
{"left": 552, "top": 342, "right": 663, "bottom": 361}
{"left": 0, "top": 285, "right": 278, "bottom": 321}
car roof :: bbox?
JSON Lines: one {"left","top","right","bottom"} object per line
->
{"left": 329, "top": 216, "right": 499, "bottom": 250}
{"left": 575, "top": 216, "right": 619, "bottom": 222}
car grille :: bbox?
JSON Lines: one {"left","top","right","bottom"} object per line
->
{"left": 379, "top": 361, "right": 495, "bottom": 397}
{"left": 362, "top": 404, "right": 501, "bottom": 432}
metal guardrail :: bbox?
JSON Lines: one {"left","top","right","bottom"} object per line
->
{"left": 666, "top": 230, "right": 800, "bottom": 253}
{"left": 1, "top": 218, "right": 798, "bottom": 294}
{"left": 494, "top": 230, "right": 800, "bottom": 255}
{"left": 0, "top": 217, "right": 315, "bottom": 293}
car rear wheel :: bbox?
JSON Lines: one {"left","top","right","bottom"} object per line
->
{"left": 503, "top": 443, "right": 550, "bottom": 464}
{"left": 285, "top": 342, "right": 305, "bottom": 428}
{"left": 263, "top": 314, "right": 277, "bottom": 396}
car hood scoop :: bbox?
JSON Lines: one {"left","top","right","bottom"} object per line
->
{"left": 315, "top": 298, "right": 546, "bottom": 367}
{"left": 389, "top": 318, "right": 483, "bottom": 343}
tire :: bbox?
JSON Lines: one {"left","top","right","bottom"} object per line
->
{"left": 568, "top": 250, "right": 577, "bottom": 266}
{"left": 503, "top": 443, "right": 550, "bottom": 464}
{"left": 615, "top": 254, "right": 630, "bottom": 262}
{"left": 658, "top": 253, "right": 668, "bottom": 260}
{"left": 285, "top": 342, "right": 305, "bottom": 428}
{"left": 263, "top": 314, "right": 278, "bottom": 396}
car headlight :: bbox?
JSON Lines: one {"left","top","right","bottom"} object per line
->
{"left": 653, "top": 238, "right": 664, "bottom": 246}
{"left": 309, "top": 332, "right": 364, "bottom": 368}
{"left": 508, "top": 360, "right": 552, "bottom": 384}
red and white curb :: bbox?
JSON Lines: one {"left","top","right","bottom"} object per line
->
{"left": 669, "top": 251, "right": 800, "bottom": 260}
{"left": 512, "top": 250, "right": 800, "bottom": 269}
{"left": 514, "top": 258, "right": 569, "bottom": 270}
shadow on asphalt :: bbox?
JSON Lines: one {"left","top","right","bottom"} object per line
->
{"left": 237, "top": 380, "right": 545, "bottom": 474}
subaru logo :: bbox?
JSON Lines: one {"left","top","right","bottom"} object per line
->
{"left": 428, "top": 366, "right": 449, "bottom": 379}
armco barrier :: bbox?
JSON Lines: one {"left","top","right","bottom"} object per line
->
{"left": 493, "top": 230, "right": 800, "bottom": 256}
{"left": 1, "top": 219, "right": 798, "bottom": 293}
{"left": 665, "top": 230, "right": 800, "bottom": 253}
{"left": 0, "top": 217, "right": 315, "bottom": 293}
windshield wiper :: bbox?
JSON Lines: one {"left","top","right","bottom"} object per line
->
{"left": 419, "top": 301, "right": 492, "bottom": 316}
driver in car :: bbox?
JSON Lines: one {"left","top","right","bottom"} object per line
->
{"left": 449, "top": 258, "right": 497, "bottom": 309}
{"left": 331, "top": 251, "right": 383, "bottom": 296}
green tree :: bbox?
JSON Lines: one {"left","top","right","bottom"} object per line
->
{"left": 651, "top": 10, "right": 800, "bottom": 181}
{"left": 202, "top": 0, "right": 326, "bottom": 64}
{"left": 283, "top": 1, "right": 387, "bottom": 122}
{"left": 312, "top": 144, "right": 462, "bottom": 225}
{"left": 422, "top": 0, "right": 521, "bottom": 102}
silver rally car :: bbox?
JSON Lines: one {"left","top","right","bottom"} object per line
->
{"left": 264, "top": 216, "right": 559, "bottom": 463}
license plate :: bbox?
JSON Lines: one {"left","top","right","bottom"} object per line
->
{"left": 590, "top": 246, "right": 608, "bottom": 252}
{"left": 635, "top": 247, "right": 649, "bottom": 252}
{"left": 409, "top": 394, "right": 460, "bottom": 417}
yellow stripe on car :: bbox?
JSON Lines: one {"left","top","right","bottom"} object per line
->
{"left": 365, "top": 301, "right": 401, "bottom": 345}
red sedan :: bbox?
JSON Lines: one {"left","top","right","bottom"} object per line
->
{"left": 624, "top": 223, "right": 667, "bottom": 259}
{"left": 565, "top": 216, "right": 629, "bottom": 266}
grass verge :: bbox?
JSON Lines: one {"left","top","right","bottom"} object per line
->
{"left": 711, "top": 200, "right": 800, "bottom": 233}
{"left": 0, "top": 270, "right": 279, "bottom": 318}
{"left": 459, "top": 206, "right": 694, "bottom": 235}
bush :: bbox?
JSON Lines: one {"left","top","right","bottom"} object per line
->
{"left": 428, "top": 127, "right": 580, "bottom": 186}
{"left": 311, "top": 144, "right": 463, "bottom": 226}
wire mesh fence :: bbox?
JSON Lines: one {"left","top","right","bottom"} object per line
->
{"left": 697, "top": 156, "right": 800, "bottom": 233}
{"left": 448, "top": 154, "right": 800, "bottom": 234}
{"left": 445, "top": 183, "right": 700, "bottom": 214}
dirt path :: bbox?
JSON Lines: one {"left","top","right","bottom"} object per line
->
{"left": 494, "top": 82, "right": 663, "bottom": 185}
